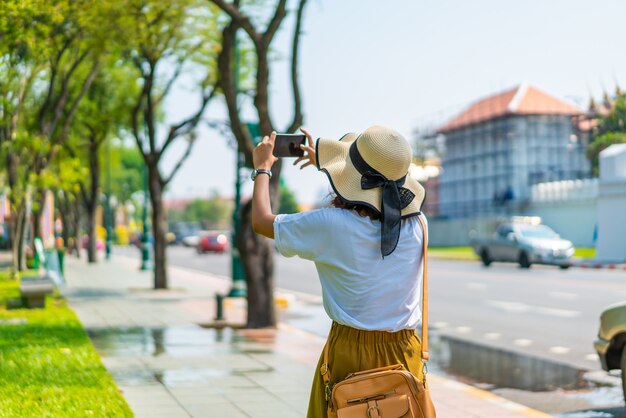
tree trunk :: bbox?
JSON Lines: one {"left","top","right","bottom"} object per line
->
{"left": 237, "top": 168, "right": 281, "bottom": 328}
{"left": 238, "top": 200, "right": 276, "bottom": 328}
{"left": 147, "top": 163, "right": 167, "bottom": 289}
{"left": 32, "top": 209, "right": 41, "bottom": 243}
{"left": 4, "top": 155, "right": 17, "bottom": 252}
{"left": 31, "top": 190, "right": 46, "bottom": 244}
{"left": 59, "top": 202, "right": 70, "bottom": 250}
{"left": 73, "top": 204, "right": 82, "bottom": 258}
{"left": 86, "top": 205, "right": 97, "bottom": 263}
{"left": 86, "top": 139, "right": 100, "bottom": 263}
{"left": 12, "top": 205, "right": 26, "bottom": 272}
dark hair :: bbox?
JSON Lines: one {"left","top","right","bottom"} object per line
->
{"left": 330, "top": 195, "right": 380, "bottom": 221}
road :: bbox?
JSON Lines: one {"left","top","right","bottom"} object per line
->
{"left": 118, "top": 245, "right": 626, "bottom": 373}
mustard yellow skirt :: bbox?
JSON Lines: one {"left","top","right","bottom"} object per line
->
{"left": 307, "top": 322, "right": 425, "bottom": 418}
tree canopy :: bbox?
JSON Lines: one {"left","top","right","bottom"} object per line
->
{"left": 587, "top": 94, "right": 626, "bottom": 175}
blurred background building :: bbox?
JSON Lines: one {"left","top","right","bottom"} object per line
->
{"left": 436, "top": 83, "right": 590, "bottom": 219}
{"left": 414, "top": 83, "right": 621, "bottom": 247}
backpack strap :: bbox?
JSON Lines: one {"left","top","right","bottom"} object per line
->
{"left": 320, "top": 213, "right": 430, "bottom": 411}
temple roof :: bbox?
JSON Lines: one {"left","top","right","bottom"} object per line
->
{"left": 439, "top": 83, "right": 582, "bottom": 133}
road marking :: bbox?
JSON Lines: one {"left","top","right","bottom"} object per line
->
{"left": 585, "top": 353, "right": 599, "bottom": 362}
{"left": 549, "top": 292, "right": 579, "bottom": 300}
{"left": 456, "top": 326, "right": 472, "bottom": 334}
{"left": 467, "top": 282, "right": 488, "bottom": 290}
{"left": 484, "top": 332, "right": 501, "bottom": 340}
{"left": 487, "top": 300, "right": 580, "bottom": 318}
{"left": 549, "top": 346, "right": 570, "bottom": 354}
{"left": 538, "top": 307, "right": 580, "bottom": 318}
{"left": 514, "top": 339, "right": 533, "bottom": 347}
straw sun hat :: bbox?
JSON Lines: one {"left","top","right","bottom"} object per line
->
{"left": 316, "top": 125, "right": 426, "bottom": 256}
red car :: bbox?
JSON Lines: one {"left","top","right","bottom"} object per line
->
{"left": 197, "top": 232, "right": 229, "bottom": 254}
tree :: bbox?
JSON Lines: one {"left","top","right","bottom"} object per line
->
{"left": 168, "top": 192, "right": 232, "bottom": 228}
{"left": 0, "top": 0, "right": 122, "bottom": 269}
{"left": 121, "top": 0, "right": 221, "bottom": 289}
{"left": 109, "top": 143, "right": 144, "bottom": 206}
{"left": 25, "top": 1, "right": 114, "bottom": 241}
{"left": 0, "top": 0, "right": 50, "bottom": 270}
{"left": 43, "top": 151, "right": 87, "bottom": 253}
{"left": 278, "top": 182, "right": 299, "bottom": 214}
{"left": 587, "top": 94, "right": 626, "bottom": 176}
{"left": 209, "top": 0, "right": 309, "bottom": 327}
{"left": 64, "top": 61, "right": 138, "bottom": 262}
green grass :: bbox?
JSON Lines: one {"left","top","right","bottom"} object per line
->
{"left": 574, "top": 247, "right": 596, "bottom": 259}
{"left": 429, "top": 246, "right": 479, "bottom": 261}
{"left": 429, "top": 246, "right": 597, "bottom": 261}
{"left": 0, "top": 271, "right": 132, "bottom": 417}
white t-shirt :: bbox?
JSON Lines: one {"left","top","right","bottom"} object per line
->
{"left": 273, "top": 208, "right": 426, "bottom": 332}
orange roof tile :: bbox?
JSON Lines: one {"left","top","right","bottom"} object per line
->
{"left": 439, "top": 84, "right": 582, "bottom": 133}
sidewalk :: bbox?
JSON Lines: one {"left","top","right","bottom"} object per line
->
{"left": 63, "top": 254, "right": 552, "bottom": 418}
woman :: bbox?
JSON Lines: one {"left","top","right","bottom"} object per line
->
{"left": 251, "top": 125, "right": 427, "bottom": 417}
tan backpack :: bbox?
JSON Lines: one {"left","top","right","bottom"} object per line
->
{"left": 320, "top": 215, "right": 436, "bottom": 418}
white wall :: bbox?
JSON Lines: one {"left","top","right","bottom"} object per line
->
{"left": 429, "top": 178, "right": 598, "bottom": 247}
{"left": 596, "top": 144, "right": 626, "bottom": 261}
{"left": 429, "top": 217, "right": 503, "bottom": 247}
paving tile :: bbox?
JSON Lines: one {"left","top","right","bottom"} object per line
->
{"left": 63, "top": 255, "right": 553, "bottom": 418}
{"left": 236, "top": 400, "right": 298, "bottom": 415}
{"left": 186, "top": 403, "right": 248, "bottom": 418}
{"left": 132, "top": 404, "right": 191, "bottom": 417}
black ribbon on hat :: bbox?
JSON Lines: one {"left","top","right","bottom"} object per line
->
{"left": 349, "top": 142, "right": 415, "bottom": 257}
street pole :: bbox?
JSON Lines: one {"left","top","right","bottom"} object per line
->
{"left": 140, "top": 163, "right": 151, "bottom": 271}
{"left": 229, "top": 29, "right": 247, "bottom": 297}
{"left": 105, "top": 139, "right": 112, "bottom": 260}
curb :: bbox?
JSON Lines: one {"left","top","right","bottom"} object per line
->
{"left": 573, "top": 261, "right": 626, "bottom": 270}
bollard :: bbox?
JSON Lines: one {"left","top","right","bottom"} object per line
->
{"left": 215, "top": 293, "right": 224, "bottom": 321}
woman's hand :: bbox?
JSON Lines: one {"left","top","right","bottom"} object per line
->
{"left": 294, "top": 127, "right": 317, "bottom": 170}
{"left": 253, "top": 131, "right": 279, "bottom": 170}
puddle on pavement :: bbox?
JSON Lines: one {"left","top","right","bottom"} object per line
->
{"left": 428, "top": 333, "right": 626, "bottom": 415}
{"left": 556, "top": 409, "right": 626, "bottom": 418}
{"left": 88, "top": 326, "right": 215, "bottom": 357}
{"left": 87, "top": 325, "right": 274, "bottom": 386}
{"left": 429, "top": 333, "right": 588, "bottom": 391}
{"left": 88, "top": 326, "right": 271, "bottom": 356}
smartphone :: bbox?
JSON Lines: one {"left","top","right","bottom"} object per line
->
{"left": 273, "top": 134, "right": 306, "bottom": 158}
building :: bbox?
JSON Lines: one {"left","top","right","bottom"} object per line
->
{"left": 436, "top": 83, "right": 591, "bottom": 219}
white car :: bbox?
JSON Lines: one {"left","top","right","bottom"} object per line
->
{"left": 471, "top": 222, "right": 575, "bottom": 269}
{"left": 182, "top": 234, "right": 200, "bottom": 247}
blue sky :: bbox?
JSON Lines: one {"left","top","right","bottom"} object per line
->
{"left": 161, "top": 0, "right": 626, "bottom": 205}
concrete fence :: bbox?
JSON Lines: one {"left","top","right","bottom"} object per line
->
{"left": 429, "top": 178, "right": 598, "bottom": 247}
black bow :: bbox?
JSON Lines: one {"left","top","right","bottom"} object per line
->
{"left": 349, "top": 142, "right": 415, "bottom": 257}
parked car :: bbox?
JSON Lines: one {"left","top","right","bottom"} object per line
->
{"left": 470, "top": 220, "right": 575, "bottom": 269}
{"left": 182, "top": 234, "right": 201, "bottom": 247}
{"left": 594, "top": 302, "right": 626, "bottom": 403}
{"left": 170, "top": 222, "right": 201, "bottom": 245}
{"left": 197, "top": 231, "right": 229, "bottom": 254}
